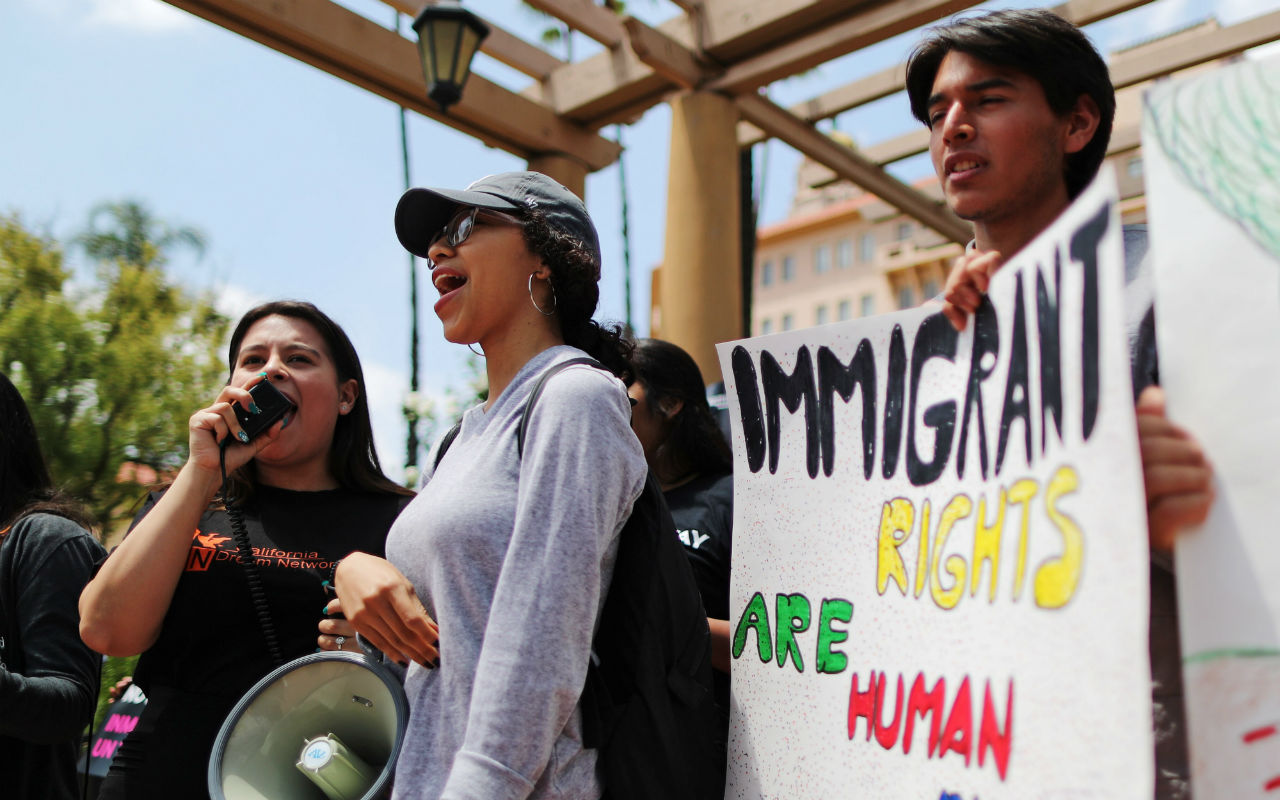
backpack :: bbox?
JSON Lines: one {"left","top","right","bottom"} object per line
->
{"left": 435, "top": 357, "right": 724, "bottom": 800}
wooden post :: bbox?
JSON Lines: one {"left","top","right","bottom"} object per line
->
{"left": 527, "top": 153, "right": 587, "bottom": 200}
{"left": 659, "top": 91, "right": 742, "bottom": 384}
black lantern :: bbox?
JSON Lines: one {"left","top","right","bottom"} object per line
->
{"left": 412, "top": 1, "right": 491, "bottom": 112}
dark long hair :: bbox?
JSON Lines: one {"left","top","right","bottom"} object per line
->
{"left": 631, "top": 338, "right": 731, "bottom": 478}
{"left": 521, "top": 208, "right": 634, "bottom": 381}
{"left": 223, "top": 301, "right": 413, "bottom": 500}
{"left": 905, "top": 8, "right": 1115, "bottom": 199}
{"left": 0, "top": 373, "right": 96, "bottom": 533}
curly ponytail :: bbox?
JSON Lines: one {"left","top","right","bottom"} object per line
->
{"left": 521, "top": 208, "right": 634, "bottom": 382}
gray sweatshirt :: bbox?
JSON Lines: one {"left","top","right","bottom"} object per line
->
{"left": 387, "top": 346, "right": 647, "bottom": 800}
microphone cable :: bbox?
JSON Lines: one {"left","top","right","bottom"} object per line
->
{"left": 219, "top": 440, "right": 285, "bottom": 668}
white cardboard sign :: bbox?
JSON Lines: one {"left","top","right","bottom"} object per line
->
{"left": 1145, "top": 55, "right": 1280, "bottom": 798}
{"left": 717, "top": 173, "right": 1153, "bottom": 799}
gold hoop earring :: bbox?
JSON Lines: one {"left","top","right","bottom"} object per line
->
{"left": 529, "top": 273, "right": 557, "bottom": 316}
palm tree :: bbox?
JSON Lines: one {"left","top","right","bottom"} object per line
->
{"left": 77, "top": 200, "right": 206, "bottom": 268}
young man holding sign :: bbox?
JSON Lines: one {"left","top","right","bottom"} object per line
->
{"left": 905, "top": 10, "right": 1213, "bottom": 797}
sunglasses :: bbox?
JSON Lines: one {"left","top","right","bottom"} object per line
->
{"left": 428, "top": 206, "right": 524, "bottom": 261}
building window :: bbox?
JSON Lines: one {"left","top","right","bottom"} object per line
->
{"left": 760, "top": 318, "right": 773, "bottom": 335}
{"left": 897, "top": 221, "right": 913, "bottom": 241}
{"left": 897, "top": 286, "right": 915, "bottom": 309}
{"left": 859, "top": 232, "right": 875, "bottom": 262}
{"left": 922, "top": 279, "right": 940, "bottom": 299}
{"left": 814, "top": 245, "right": 831, "bottom": 274}
{"left": 782, "top": 313, "right": 794, "bottom": 331}
{"left": 838, "top": 299, "right": 852, "bottom": 321}
{"left": 860, "top": 294, "right": 875, "bottom": 317}
{"left": 816, "top": 305, "right": 828, "bottom": 325}
{"left": 782, "top": 256, "right": 796, "bottom": 282}
{"left": 836, "top": 239, "right": 853, "bottom": 269}
{"left": 761, "top": 260, "right": 774, "bottom": 287}
{"left": 1127, "top": 156, "right": 1144, "bottom": 178}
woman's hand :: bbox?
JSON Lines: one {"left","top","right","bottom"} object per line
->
{"left": 318, "top": 599, "right": 363, "bottom": 653}
{"left": 334, "top": 553, "right": 439, "bottom": 668}
{"left": 186, "top": 373, "right": 285, "bottom": 481}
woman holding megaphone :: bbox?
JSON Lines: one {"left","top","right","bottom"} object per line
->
{"left": 80, "top": 301, "right": 417, "bottom": 800}
{"left": 333, "top": 172, "right": 647, "bottom": 799}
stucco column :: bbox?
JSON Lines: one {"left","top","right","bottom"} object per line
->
{"left": 527, "top": 154, "right": 587, "bottom": 200}
{"left": 659, "top": 91, "right": 741, "bottom": 384}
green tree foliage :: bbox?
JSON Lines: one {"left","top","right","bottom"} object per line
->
{"left": 0, "top": 207, "right": 228, "bottom": 535}
{"left": 77, "top": 200, "right": 207, "bottom": 269}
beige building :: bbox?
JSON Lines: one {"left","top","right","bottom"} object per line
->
{"left": 750, "top": 19, "right": 1232, "bottom": 336}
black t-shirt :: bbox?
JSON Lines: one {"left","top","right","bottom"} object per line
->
{"left": 663, "top": 471, "right": 733, "bottom": 749}
{"left": 98, "top": 485, "right": 408, "bottom": 800}
{"left": 665, "top": 471, "right": 733, "bottom": 621}
{"left": 0, "top": 513, "right": 105, "bottom": 800}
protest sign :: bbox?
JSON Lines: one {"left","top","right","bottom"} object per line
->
{"left": 79, "top": 681, "right": 147, "bottom": 779}
{"left": 717, "top": 171, "right": 1153, "bottom": 799}
{"left": 1145, "top": 55, "right": 1280, "bottom": 798}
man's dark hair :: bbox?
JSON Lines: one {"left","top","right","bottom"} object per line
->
{"left": 905, "top": 8, "right": 1115, "bottom": 199}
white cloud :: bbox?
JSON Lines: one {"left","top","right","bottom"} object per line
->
{"left": 212, "top": 283, "right": 269, "bottom": 323}
{"left": 29, "top": 0, "right": 197, "bottom": 33}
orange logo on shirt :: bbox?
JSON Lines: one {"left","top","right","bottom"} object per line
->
{"left": 186, "top": 528, "right": 232, "bottom": 572}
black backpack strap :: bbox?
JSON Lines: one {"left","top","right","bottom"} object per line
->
{"left": 433, "top": 421, "right": 463, "bottom": 470}
{"left": 517, "top": 357, "right": 605, "bottom": 459}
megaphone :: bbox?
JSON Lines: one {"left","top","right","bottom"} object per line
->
{"left": 208, "top": 651, "right": 409, "bottom": 800}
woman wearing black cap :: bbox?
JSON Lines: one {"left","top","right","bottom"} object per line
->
{"left": 334, "top": 172, "right": 647, "bottom": 799}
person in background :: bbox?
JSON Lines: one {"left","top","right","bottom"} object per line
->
{"left": 334, "top": 171, "right": 647, "bottom": 799}
{"left": 0, "top": 372, "right": 105, "bottom": 800}
{"left": 628, "top": 337, "right": 734, "bottom": 764}
{"left": 905, "top": 10, "right": 1213, "bottom": 796}
{"left": 79, "top": 300, "right": 415, "bottom": 800}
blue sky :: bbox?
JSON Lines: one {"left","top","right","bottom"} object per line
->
{"left": 3, "top": 0, "right": 1274, "bottom": 477}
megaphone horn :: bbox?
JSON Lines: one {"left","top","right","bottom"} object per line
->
{"left": 208, "top": 651, "right": 409, "bottom": 800}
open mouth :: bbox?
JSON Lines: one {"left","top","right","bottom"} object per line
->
{"left": 433, "top": 273, "right": 467, "bottom": 296}
{"left": 946, "top": 156, "right": 986, "bottom": 178}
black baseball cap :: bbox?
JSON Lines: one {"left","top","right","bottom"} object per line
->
{"left": 394, "top": 171, "right": 601, "bottom": 265}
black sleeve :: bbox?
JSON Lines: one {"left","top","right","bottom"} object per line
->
{"left": 1132, "top": 305, "right": 1160, "bottom": 400}
{"left": 0, "top": 516, "right": 106, "bottom": 744}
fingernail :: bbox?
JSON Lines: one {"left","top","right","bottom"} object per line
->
{"left": 259, "top": 372, "right": 268, "bottom": 378}
{"left": 320, "top": 580, "right": 330, "bottom": 589}
{"left": 281, "top": 413, "right": 292, "bottom": 430}
{"left": 323, "top": 604, "right": 331, "bottom": 615}
{"left": 249, "top": 402, "right": 262, "bottom": 414}
{"left": 314, "top": 647, "right": 322, "bottom": 653}
{"left": 237, "top": 431, "right": 250, "bottom": 444}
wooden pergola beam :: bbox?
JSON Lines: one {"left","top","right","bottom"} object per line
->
{"left": 622, "top": 16, "right": 717, "bottom": 89}
{"left": 797, "top": 5, "right": 1280, "bottom": 190}
{"left": 737, "top": 0, "right": 1156, "bottom": 146}
{"left": 164, "top": 0, "right": 619, "bottom": 170}
{"left": 736, "top": 93, "right": 971, "bottom": 244}
{"left": 380, "top": 0, "right": 565, "bottom": 80}
{"left": 1108, "top": 7, "right": 1280, "bottom": 86}
{"left": 528, "top": 0, "right": 871, "bottom": 125}
{"left": 707, "top": 0, "right": 980, "bottom": 95}
{"left": 522, "top": 0, "right": 627, "bottom": 48}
